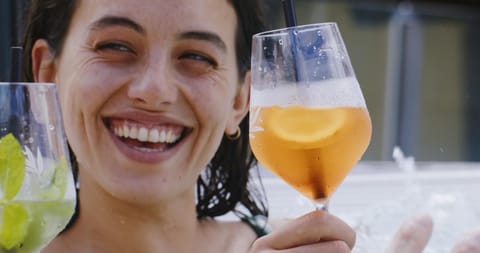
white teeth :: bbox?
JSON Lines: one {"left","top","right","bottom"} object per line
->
{"left": 129, "top": 127, "right": 138, "bottom": 139}
{"left": 167, "top": 131, "right": 174, "bottom": 143}
{"left": 123, "top": 125, "right": 129, "bottom": 138}
{"left": 138, "top": 127, "right": 148, "bottom": 142}
{"left": 132, "top": 146, "right": 167, "bottom": 153}
{"left": 160, "top": 131, "right": 166, "bottom": 142}
{"left": 113, "top": 125, "right": 181, "bottom": 144}
{"left": 149, "top": 129, "right": 160, "bottom": 142}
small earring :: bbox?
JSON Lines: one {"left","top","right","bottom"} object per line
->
{"left": 226, "top": 126, "right": 241, "bottom": 140}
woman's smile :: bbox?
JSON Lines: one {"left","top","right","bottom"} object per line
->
{"left": 103, "top": 114, "right": 192, "bottom": 163}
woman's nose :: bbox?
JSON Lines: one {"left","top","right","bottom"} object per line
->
{"left": 127, "top": 61, "right": 179, "bottom": 108}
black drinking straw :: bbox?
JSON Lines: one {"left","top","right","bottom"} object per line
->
{"left": 282, "top": 0, "right": 298, "bottom": 27}
{"left": 9, "top": 0, "right": 26, "bottom": 82}
{"left": 7, "top": 0, "right": 30, "bottom": 140}
{"left": 281, "top": 0, "right": 301, "bottom": 82}
{"left": 9, "top": 47, "right": 23, "bottom": 82}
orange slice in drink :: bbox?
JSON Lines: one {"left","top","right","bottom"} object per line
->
{"left": 265, "top": 106, "right": 345, "bottom": 149}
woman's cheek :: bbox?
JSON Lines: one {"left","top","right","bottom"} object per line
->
{"left": 186, "top": 77, "right": 232, "bottom": 117}
{"left": 78, "top": 66, "right": 131, "bottom": 105}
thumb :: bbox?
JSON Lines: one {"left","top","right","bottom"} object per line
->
{"left": 385, "top": 214, "right": 434, "bottom": 253}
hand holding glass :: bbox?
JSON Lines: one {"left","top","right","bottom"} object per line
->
{"left": 0, "top": 83, "right": 76, "bottom": 252}
{"left": 249, "top": 23, "right": 372, "bottom": 210}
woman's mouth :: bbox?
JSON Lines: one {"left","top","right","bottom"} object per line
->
{"left": 104, "top": 118, "right": 189, "bottom": 153}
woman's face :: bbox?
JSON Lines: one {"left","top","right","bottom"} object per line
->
{"left": 35, "top": 0, "right": 249, "bottom": 203}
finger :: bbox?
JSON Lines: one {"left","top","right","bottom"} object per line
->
{"left": 276, "top": 240, "right": 351, "bottom": 253}
{"left": 385, "top": 214, "right": 433, "bottom": 253}
{"left": 451, "top": 229, "right": 480, "bottom": 253}
{"left": 254, "top": 211, "right": 355, "bottom": 250}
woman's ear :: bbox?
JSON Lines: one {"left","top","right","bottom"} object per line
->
{"left": 225, "top": 71, "right": 251, "bottom": 136}
{"left": 31, "top": 39, "right": 56, "bottom": 82}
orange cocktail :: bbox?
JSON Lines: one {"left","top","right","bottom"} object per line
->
{"left": 250, "top": 22, "right": 372, "bottom": 210}
{"left": 250, "top": 105, "right": 371, "bottom": 201}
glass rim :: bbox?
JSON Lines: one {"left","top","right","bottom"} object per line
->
{"left": 0, "top": 82, "right": 56, "bottom": 87}
{"left": 253, "top": 22, "right": 338, "bottom": 38}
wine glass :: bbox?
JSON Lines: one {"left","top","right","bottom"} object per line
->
{"left": 0, "top": 82, "right": 76, "bottom": 252}
{"left": 249, "top": 22, "right": 372, "bottom": 211}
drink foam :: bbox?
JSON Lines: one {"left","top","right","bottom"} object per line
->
{"left": 251, "top": 77, "right": 367, "bottom": 108}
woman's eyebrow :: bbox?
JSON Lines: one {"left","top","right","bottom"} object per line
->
{"left": 89, "top": 15, "right": 145, "bottom": 34}
{"left": 177, "top": 31, "right": 227, "bottom": 52}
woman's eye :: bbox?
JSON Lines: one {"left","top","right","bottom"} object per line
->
{"left": 179, "top": 52, "right": 217, "bottom": 67}
{"left": 177, "top": 52, "right": 218, "bottom": 76}
{"left": 95, "top": 42, "right": 135, "bottom": 54}
{"left": 94, "top": 41, "right": 137, "bottom": 63}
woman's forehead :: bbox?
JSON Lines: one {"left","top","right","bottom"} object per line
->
{"left": 74, "top": 0, "right": 236, "bottom": 25}
{"left": 70, "top": 0, "right": 238, "bottom": 41}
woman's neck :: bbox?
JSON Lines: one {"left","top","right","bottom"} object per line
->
{"left": 44, "top": 173, "right": 202, "bottom": 253}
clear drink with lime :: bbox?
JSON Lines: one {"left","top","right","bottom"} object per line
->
{"left": 0, "top": 83, "right": 76, "bottom": 253}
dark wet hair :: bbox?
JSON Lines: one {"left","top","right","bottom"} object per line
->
{"left": 22, "top": 0, "right": 267, "bottom": 226}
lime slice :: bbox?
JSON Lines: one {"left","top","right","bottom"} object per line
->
{"left": 0, "top": 133, "right": 25, "bottom": 200}
{"left": 266, "top": 107, "right": 345, "bottom": 149}
{"left": 0, "top": 134, "right": 73, "bottom": 252}
{"left": 0, "top": 203, "right": 30, "bottom": 250}
{"left": 41, "top": 157, "right": 68, "bottom": 200}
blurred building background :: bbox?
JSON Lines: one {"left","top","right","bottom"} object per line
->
{"left": 1, "top": 0, "right": 479, "bottom": 161}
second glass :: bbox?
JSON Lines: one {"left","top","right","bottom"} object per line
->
{"left": 0, "top": 82, "right": 76, "bottom": 253}
{"left": 249, "top": 22, "right": 372, "bottom": 210}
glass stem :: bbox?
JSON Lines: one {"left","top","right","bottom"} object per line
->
{"left": 314, "top": 199, "right": 330, "bottom": 212}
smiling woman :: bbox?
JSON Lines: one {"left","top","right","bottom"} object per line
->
{"left": 19, "top": 0, "right": 357, "bottom": 253}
